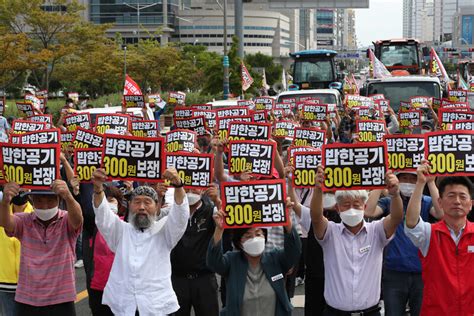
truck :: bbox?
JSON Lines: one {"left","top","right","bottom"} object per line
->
{"left": 288, "top": 49, "right": 343, "bottom": 91}
{"left": 372, "top": 39, "right": 424, "bottom": 75}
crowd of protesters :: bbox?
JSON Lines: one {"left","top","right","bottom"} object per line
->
{"left": 0, "top": 92, "right": 473, "bottom": 316}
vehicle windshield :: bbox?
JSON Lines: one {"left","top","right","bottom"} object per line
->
{"left": 379, "top": 45, "right": 418, "bottom": 67}
{"left": 367, "top": 81, "right": 440, "bottom": 112}
{"left": 293, "top": 58, "right": 335, "bottom": 83}
{"left": 278, "top": 93, "right": 337, "bottom": 104}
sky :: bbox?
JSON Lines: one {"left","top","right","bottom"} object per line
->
{"left": 355, "top": 0, "right": 403, "bottom": 47}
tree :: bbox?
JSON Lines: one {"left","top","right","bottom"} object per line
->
{"left": 244, "top": 52, "right": 283, "bottom": 86}
{"left": 0, "top": 29, "right": 31, "bottom": 89}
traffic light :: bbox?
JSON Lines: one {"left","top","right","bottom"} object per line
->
{"left": 443, "top": 48, "right": 456, "bottom": 52}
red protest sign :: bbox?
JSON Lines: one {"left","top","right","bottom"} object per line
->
{"left": 228, "top": 140, "right": 276, "bottom": 177}
{"left": 292, "top": 151, "right": 322, "bottom": 188}
{"left": 166, "top": 152, "right": 214, "bottom": 189}
{"left": 385, "top": 134, "right": 425, "bottom": 172}
{"left": 165, "top": 129, "right": 197, "bottom": 153}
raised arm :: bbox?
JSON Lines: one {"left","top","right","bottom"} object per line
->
{"left": 310, "top": 166, "right": 328, "bottom": 240}
{"left": 426, "top": 174, "right": 443, "bottom": 220}
{"left": 406, "top": 161, "right": 430, "bottom": 228}
{"left": 52, "top": 179, "right": 83, "bottom": 230}
{"left": 206, "top": 209, "right": 230, "bottom": 275}
{"left": 365, "top": 189, "right": 384, "bottom": 218}
{"left": 0, "top": 182, "right": 19, "bottom": 234}
{"left": 382, "top": 171, "right": 403, "bottom": 238}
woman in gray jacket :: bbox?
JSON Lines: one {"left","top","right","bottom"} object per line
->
{"left": 207, "top": 209, "right": 301, "bottom": 316}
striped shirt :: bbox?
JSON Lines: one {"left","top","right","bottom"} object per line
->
{"left": 7, "top": 210, "right": 81, "bottom": 306}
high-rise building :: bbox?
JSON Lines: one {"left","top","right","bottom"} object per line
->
{"left": 315, "top": 9, "right": 336, "bottom": 48}
{"left": 403, "top": 0, "right": 413, "bottom": 38}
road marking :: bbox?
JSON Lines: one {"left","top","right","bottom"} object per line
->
{"left": 75, "top": 290, "right": 88, "bottom": 303}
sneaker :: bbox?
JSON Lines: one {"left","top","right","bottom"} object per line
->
{"left": 295, "top": 277, "right": 305, "bottom": 287}
{"left": 74, "top": 260, "right": 84, "bottom": 269}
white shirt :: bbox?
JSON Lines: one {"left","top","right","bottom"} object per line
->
{"left": 94, "top": 195, "right": 190, "bottom": 316}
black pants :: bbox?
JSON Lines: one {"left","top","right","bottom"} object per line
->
{"left": 88, "top": 289, "right": 114, "bottom": 316}
{"left": 304, "top": 276, "right": 325, "bottom": 316}
{"left": 16, "top": 301, "right": 76, "bottom": 316}
{"left": 297, "top": 237, "right": 307, "bottom": 279}
{"left": 171, "top": 273, "right": 219, "bottom": 316}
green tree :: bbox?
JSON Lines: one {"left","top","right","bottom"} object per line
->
{"left": 244, "top": 52, "right": 283, "bottom": 86}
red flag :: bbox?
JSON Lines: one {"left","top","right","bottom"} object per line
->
{"left": 429, "top": 48, "right": 451, "bottom": 84}
{"left": 123, "top": 75, "right": 142, "bottom": 96}
{"left": 241, "top": 62, "right": 254, "bottom": 91}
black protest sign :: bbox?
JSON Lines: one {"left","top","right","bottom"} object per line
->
{"left": 274, "top": 103, "right": 293, "bottom": 118}
{"left": 409, "top": 96, "right": 431, "bottom": 109}
{"left": 95, "top": 114, "right": 131, "bottom": 135}
{"left": 216, "top": 115, "right": 252, "bottom": 141}
{"left": 273, "top": 120, "right": 300, "bottom": 139}
{"left": 293, "top": 127, "right": 326, "bottom": 149}
{"left": 400, "top": 101, "right": 411, "bottom": 111}
{"left": 322, "top": 142, "right": 388, "bottom": 191}
{"left": 357, "top": 106, "right": 382, "bottom": 120}
{"left": 292, "top": 151, "right": 322, "bottom": 188}
{"left": 398, "top": 110, "right": 422, "bottom": 129}
{"left": 228, "top": 121, "right": 271, "bottom": 141}
{"left": 425, "top": 131, "right": 474, "bottom": 176}
{"left": 101, "top": 134, "right": 165, "bottom": 182}
{"left": 216, "top": 106, "right": 249, "bottom": 118}
{"left": 221, "top": 179, "right": 288, "bottom": 229}
{"left": 287, "top": 145, "right": 315, "bottom": 165}
{"left": 453, "top": 120, "right": 474, "bottom": 131}
{"left": 12, "top": 120, "right": 47, "bottom": 134}
{"left": 193, "top": 109, "right": 217, "bottom": 129}
{"left": 356, "top": 120, "right": 386, "bottom": 142}
{"left": 168, "top": 91, "right": 186, "bottom": 105}
{"left": 228, "top": 140, "right": 276, "bottom": 177}
{"left": 166, "top": 152, "right": 214, "bottom": 189}
{"left": 175, "top": 116, "right": 207, "bottom": 136}
{"left": 131, "top": 120, "right": 158, "bottom": 137}
{"left": 166, "top": 129, "right": 197, "bottom": 153}
{"left": 252, "top": 110, "right": 267, "bottom": 123}
{"left": 254, "top": 97, "right": 274, "bottom": 111}
{"left": 123, "top": 94, "right": 145, "bottom": 108}
{"left": 302, "top": 104, "right": 327, "bottom": 121}
{"left": 174, "top": 107, "right": 194, "bottom": 119}
{"left": 29, "top": 114, "right": 53, "bottom": 127}
{"left": 438, "top": 108, "right": 474, "bottom": 130}
{"left": 61, "top": 131, "right": 75, "bottom": 150}
{"left": 0, "top": 143, "right": 60, "bottom": 189}
{"left": 448, "top": 89, "right": 468, "bottom": 102}
{"left": 11, "top": 129, "right": 60, "bottom": 145}
{"left": 74, "top": 148, "right": 102, "bottom": 183}
{"left": 16, "top": 102, "right": 37, "bottom": 117}
{"left": 441, "top": 100, "right": 470, "bottom": 109}
{"left": 73, "top": 127, "right": 103, "bottom": 149}
{"left": 237, "top": 100, "right": 255, "bottom": 108}
{"left": 385, "top": 135, "right": 425, "bottom": 171}
{"left": 376, "top": 99, "right": 390, "bottom": 115}
{"left": 24, "top": 94, "right": 42, "bottom": 112}
{"left": 64, "top": 112, "right": 91, "bottom": 132}
{"left": 345, "top": 95, "right": 373, "bottom": 109}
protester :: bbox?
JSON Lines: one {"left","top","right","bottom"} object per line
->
{"left": 0, "top": 192, "right": 33, "bottom": 316}
{"left": 207, "top": 208, "right": 301, "bottom": 316}
{"left": 310, "top": 166, "right": 403, "bottom": 315}
{"left": 365, "top": 170, "right": 443, "bottom": 316}
{"left": 405, "top": 163, "right": 474, "bottom": 315}
{"left": 0, "top": 180, "right": 83, "bottom": 315}
{"left": 0, "top": 114, "right": 10, "bottom": 143}
{"left": 91, "top": 167, "right": 189, "bottom": 315}
{"left": 170, "top": 187, "right": 221, "bottom": 316}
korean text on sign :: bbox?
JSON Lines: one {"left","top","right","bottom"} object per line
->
{"left": 166, "top": 153, "right": 213, "bottom": 188}
{"left": 73, "top": 127, "right": 103, "bottom": 149}
{"left": 292, "top": 151, "right": 322, "bottom": 188}
{"left": 166, "top": 129, "right": 196, "bottom": 153}
{"left": 228, "top": 140, "right": 275, "bottom": 177}
{"left": 385, "top": 135, "right": 425, "bottom": 171}
{"left": 74, "top": 148, "right": 102, "bottom": 182}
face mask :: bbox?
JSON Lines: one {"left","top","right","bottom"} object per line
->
{"left": 34, "top": 206, "right": 59, "bottom": 221}
{"left": 339, "top": 208, "right": 364, "bottom": 227}
{"left": 187, "top": 193, "right": 201, "bottom": 206}
{"left": 109, "top": 203, "right": 119, "bottom": 214}
{"left": 399, "top": 183, "right": 416, "bottom": 197}
{"left": 11, "top": 194, "right": 29, "bottom": 206}
{"left": 242, "top": 237, "right": 265, "bottom": 257}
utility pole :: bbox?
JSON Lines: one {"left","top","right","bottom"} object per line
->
{"left": 235, "top": 0, "right": 244, "bottom": 59}
{"left": 123, "top": 1, "right": 159, "bottom": 42}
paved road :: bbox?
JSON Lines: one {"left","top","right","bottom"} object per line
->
{"left": 74, "top": 267, "right": 306, "bottom": 315}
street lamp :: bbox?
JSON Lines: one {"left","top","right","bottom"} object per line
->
{"left": 123, "top": 1, "right": 159, "bottom": 41}
{"left": 122, "top": 44, "right": 127, "bottom": 80}
{"left": 285, "top": 41, "right": 305, "bottom": 51}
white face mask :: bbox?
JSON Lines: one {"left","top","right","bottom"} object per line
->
{"left": 399, "top": 183, "right": 416, "bottom": 197}
{"left": 186, "top": 193, "right": 201, "bottom": 206}
{"left": 109, "top": 203, "right": 119, "bottom": 214}
{"left": 339, "top": 208, "right": 364, "bottom": 227}
{"left": 242, "top": 237, "right": 265, "bottom": 257}
{"left": 35, "top": 206, "right": 59, "bottom": 221}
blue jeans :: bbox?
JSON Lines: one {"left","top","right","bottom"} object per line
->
{"left": 0, "top": 291, "right": 16, "bottom": 316}
{"left": 382, "top": 269, "right": 423, "bottom": 316}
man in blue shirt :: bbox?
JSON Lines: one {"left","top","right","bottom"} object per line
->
{"left": 365, "top": 171, "right": 443, "bottom": 316}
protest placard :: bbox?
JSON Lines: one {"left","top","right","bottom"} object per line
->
{"left": 216, "top": 115, "right": 252, "bottom": 140}
{"left": 131, "top": 120, "right": 158, "bottom": 137}
{"left": 192, "top": 109, "right": 216, "bottom": 128}
{"left": 221, "top": 179, "right": 288, "bottom": 228}
{"left": 254, "top": 97, "right": 274, "bottom": 111}
{"left": 175, "top": 116, "right": 208, "bottom": 136}
{"left": 356, "top": 120, "right": 386, "bottom": 142}
{"left": 357, "top": 106, "right": 382, "bottom": 120}
{"left": 11, "top": 129, "right": 60, "bottom": 145}
{"left": 228, "top": 140, "right": 275, "bottom": 177}
{"left": 29, "top": 114, "right": 53, "bottom": 127}
{"left": 61, "top": 131, "right": 75, "bottom": 150}
{"left": 425, "top": 131, "right": 474, "bottom": 176}
{"left": 101, "top": 134, "right": 165, "bottom": 182}
{"left": 95, "top": 113, "right": 131, "bottom": 135}
{"left": 409, "top": 96, "right": 431, "bottom": 109}
{"left": 273, "top": 120, "right": 300, "bottom": 139}
{"left": 287, "top": 145, "right": 315, "bottom": 165}
{"left": 453, "top": 120, "right": 474, "bottom": 131}
{"left": 292, "top": 151, "right": 322, "bottom": 188}
{"left": 438, "top": 108, "right": 474, "bottom": 130}
{"left": 123, "top": 94, "right": 145, "bottom": 108}
{"left": 398, "top": 110, "right": 422, "bottom": 129}
{"left": 12, "top": 120, "right": 47, "bottom": 134}
{"left": 345, "top": 95, "right": 373, "bottom": 109}
{"left": 166, "top": 152, "right": 213, "bottom": 188}
{"left": 376, "top": 99, "right": 390, "bottom": 115}
{"left": 274, "top": 103, "right": 293, "bottom": 118}
{"left": 369, "top": 94, "right": 385, "bottom": 101}
{"left": 385, "top": 135, "right": 425, "bottom": 171}
{"left": 228, "top": 121, "right": 271, "bottom": 141}
{"left": 74, "top": 148, "right": 102, "bottom": 182}
{"left": 293, "top": 127, "right": 326, "bottom": 149}
{"left": 166, "top": 129, "right": 197, "bottom": 153}
{"left": 441, "top": 100, "right": 469, "bottom": 109}
{"left": 190, "top": 104, "right": 212, "bottom": 111}
{"left": 302, "top": 104, "right": 327, "bottom": 121}
{"left": 237, "top": 100, "right": 255, "bottom": 108}
{"left": 73, "top": 127, "right": 103, "bottom": 149}
{"left": 252, "top": 110, "right": 267, "bottom": 123}
{"left": 0, "top": 143, "right": 60, "bottom": 189}
{"left": 16, "top": 102, "right": 37, "bottom": 117}
{"left": 64, "top": 112, "right": 91, "bottom": 132}
{"left": 448, "top": 89, "right": 468, "bottom": 102}
{"left": 168, "top": 91, "right": 186, "bottom": 105}
{"left": 174, "top": 107, "right": 194, "bottom": 119}
{"left": 322, "top": 142, "right": 388, "bottom": 191}
{"left": 216, "top": 106, "right": 249, "bottom": 118}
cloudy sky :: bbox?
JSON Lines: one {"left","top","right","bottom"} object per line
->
{"left": 355, "top": 0, "right": 403, "bottom": 47}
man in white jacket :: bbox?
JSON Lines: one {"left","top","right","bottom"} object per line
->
{"left": 91, "top": 168, "right": 189, "bottom": 316}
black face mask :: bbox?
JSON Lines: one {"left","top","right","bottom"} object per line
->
{"left": 11, "top": 194, "right": 28, "bottom": 206}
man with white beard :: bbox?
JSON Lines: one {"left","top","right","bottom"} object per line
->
{"left": 91, "top": 168, "right": 189, "bottom": 316}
